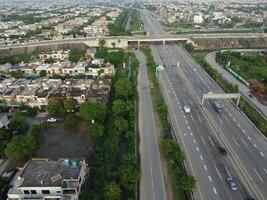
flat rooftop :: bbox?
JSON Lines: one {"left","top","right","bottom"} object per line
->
{"left": 19, "top": 158, "right": 83, "bottom": 187}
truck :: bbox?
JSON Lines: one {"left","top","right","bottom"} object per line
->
{"left": 212, "top": 101, "right": 224, "bottom": 113}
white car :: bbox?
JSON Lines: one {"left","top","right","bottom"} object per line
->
{"left": 184, "top": 105, "right": 191, "bottom": 113}
{"left": 47, "top": 117, "right": 57, "bottom": 123}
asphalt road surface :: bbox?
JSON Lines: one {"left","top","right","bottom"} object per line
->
{"left": 141, "top": 9, "right": 267, "bottom": 200}
{"left": 136, "top": 50, "right": 167, "bottom": 200}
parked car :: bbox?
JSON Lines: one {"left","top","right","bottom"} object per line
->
{"left": 47, "top": 117, "right": 57, "bottom": 123}
{"left": 226, "top": 177, "right": 237, "bottom": 191}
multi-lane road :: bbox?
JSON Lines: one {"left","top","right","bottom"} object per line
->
{"left": 136, "top": 50, "right": 167, "bottom": 200}
{"left": 141, "top": 10, "right": 267, "bottom": 200}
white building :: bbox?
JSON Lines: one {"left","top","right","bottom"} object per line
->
{"left": 193, "top": 14, "right": 204, "bottom": 24}
{"left": 7, "top": 158, "right": 89, "bottom": 200}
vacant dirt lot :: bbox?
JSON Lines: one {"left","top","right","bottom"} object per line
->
{"left": 36, "top": 121, "right": 93, "bottom": 159}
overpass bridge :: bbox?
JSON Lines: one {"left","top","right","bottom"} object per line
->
{"left": 0, "top": 33, "right": 266, "bottom": 53}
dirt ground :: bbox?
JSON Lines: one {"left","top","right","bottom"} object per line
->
{"left": 36, "top": 121, "right": 93, "bottom": 160}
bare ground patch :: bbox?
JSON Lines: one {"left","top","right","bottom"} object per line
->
{"left": 36, "top": 121, "right": 93, "bottom": 159}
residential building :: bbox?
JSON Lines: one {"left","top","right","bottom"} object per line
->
{"left": 7, "top": 158, "right": 89, "bottom": 200}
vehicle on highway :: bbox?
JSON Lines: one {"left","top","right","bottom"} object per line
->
{"left": 226, "top": 177, "right": 237, "bottom": 191}
{"left": 47, "top": 117, "right": 57, "bottom": 123}
{"left": 183, "top": 105, "right": 191, "bottom": 113}
{"left": 212, "top": 101, "right": 224, "bottom": 113}
{"left": 218, "top": 146, "right": 227, "bottom": 156}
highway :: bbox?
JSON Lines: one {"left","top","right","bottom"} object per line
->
{"left": 141, "top": 10, "right": 267, "bottom": 200}
{"left": 136, "top": 50, "right": 167, "bottom": 200}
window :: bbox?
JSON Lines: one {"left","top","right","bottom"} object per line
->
{"left": 42, "top": 190, "right": 50, "bottom": 194}
{"left": 57, "top": 191, "right": 61, "bottom": 194}
{"left": 31, "top": 190, "right": 37, "bottom": 194}
{"left": 23, "top": 190, "right": 30, "bottom": 194}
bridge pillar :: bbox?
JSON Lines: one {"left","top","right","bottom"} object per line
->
{"left": 163, "top": 40, "right": 166, "bottom": 45}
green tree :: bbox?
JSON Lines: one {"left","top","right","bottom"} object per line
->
{"left": 47, "top": 57, "right": 54, "bottom": 64}
{"left": 112, "top": 100, "right": 126, "bottom": 116}
{"left": 39, "top": 70, "right": 46, "bottom": 77}
{"left": 97, "top": 68, "right": 105, "bottom": 76}
{"left": 80, "top": 101, "right": 106, "bottom": 123}
{"left": 178, "top": 175, "right": 196, "bottom": 191}
{"left": 184, "top": 43, "right": 194, "bottom": 52}
{"left": 69, "top": 48, "right": 85, "bottom": 62}
{"left": 89, "top": 122, "right": 105, "bottom": 139}
{"left": 64, "top": 114, "right": 78, "bottom": 127}
{"left": 114, "top": 117, "right": 128, "bottom": 134}
{"left": 104, "top": 183, "right": 121, "bottom": 200}
{"left": 8, "top": 113, "right": 29, "bottom": 135}
{"left": 4, "top": 135, "right": 31, "bottom": 160}
{"left": 47, "top": 99, "right": 65, "bottom": 117}
{"left": 115, "top": 79, "right": 133, "bottom": 99}
{"left": 119, "top": 165, "right": 140, "bottom": 191}
{"left": 99, "top": 39, "right": 106, "bottom": 49}
{"left": 161, "top": 139, "right": 176, "bottom": 159}
{"left": 64, "top": 98, "right": 77, "bottom": 112}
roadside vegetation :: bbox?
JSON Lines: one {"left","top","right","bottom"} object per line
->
{"left": 129, "top": 9, "right": 143, "bottom": 32}
{"left": 190, "top": 49, "right": 267, "bottom": 136}
{"left": 108, "top": 10, "right": 131, "bottom": 36}
{"left": 140, "top": 45, "right": 196, "bottom": 199}
{"left": 216, "top": 51, "right": 267, "bottom": 97}
{"left": 80, "top": 47, "right": 140, "bottom": 199}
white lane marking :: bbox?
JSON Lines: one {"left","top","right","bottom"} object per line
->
{"left": 190, "top": 132, "right": 193, "bottom": 136}
{"left": 183, "top": 114, "right": 185, "bottom": 119}
{"left": 253, "top": 144, "right": 258, "bottom": 149}
{"left": 193, "top": 139, "right": 196, "bottom": 144}
{"left": 225, "top": 166, "right": 231, "bottom": 178}
{"left": 237, "top": 123, "right": 240, "bottom": 128}
{"left": 200, "top": 136, "right": 206, "bottom": 145}
{"left": 229, "top": 113, "right": 232, "bottom": 116}
{"left": 200, "top": 155, "right": 203, "bottom": 160}
{"left": 260, "top": 152, "right": 264, "bottom": 157}
{"left": 188, "top": 126, "right": 191, "bottom": 130}
{"left": 208, "top": 136, "right": 215, "bottom": 146}
{"left": 183, "top": 133, "right": 187, "bottom": 136}
{"left": 196, "top": 147, "right": 199, "bottom": 151}
{"left": 242, "top": 129, "right": 246, "bottom": 134}
{"left": 240, "top": 138, "right": 248, "bottom": 148}
{"left": 191, "top": 115, "right": 195, "bottom": 123}
{"left": 233, "top": 118, "right": 236, "bottom": 122}
{"left": 208, "top": 175, "right": 212, "bottom": 182}
{"left": 196, "top": 113, "right": 201, "bottom": 121}
{"left": 225, "top": 117, "right": 231, "bottom": 124}
{"left": 247, "top": 136, "right": 251, "bottom": 141}
{"left": 215, "top": 166, "right": 223, "bottom": 181}
{"left": 232, "top": 137, "right": 240, "bottom": 148}
{"left": 204, "top": 165, "right": 207, "bottom": 170}
{"left": 185, "top": 120, "right": 188, "bottom": 124}
{"left": 213, "top": 188, "right": 217, "bottom": 195}
{"left": 264, "top": 168, "right": 267, "bottom": 174}
{"left": 253, "top": 168, "right": 264, "bottom": 183}
{"left": 151, "top": 178, "right": 154, "bottom": 189}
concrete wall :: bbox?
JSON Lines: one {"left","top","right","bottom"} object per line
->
{"left": 192, "top": 37, "right": 267, "bottom": 50}
{"left": 0, "top": 43, "right": 88, "bottom": 55}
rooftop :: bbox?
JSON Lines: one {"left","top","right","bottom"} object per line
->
{"left": 17, "top": 158, "right": 83, "bottom": 188}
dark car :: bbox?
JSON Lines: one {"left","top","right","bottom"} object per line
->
{"left": 218, "top": 146, "right": 227, "bottom": 156}
{"left": 226, "top": 177, "right": 237, "bottom": 191}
